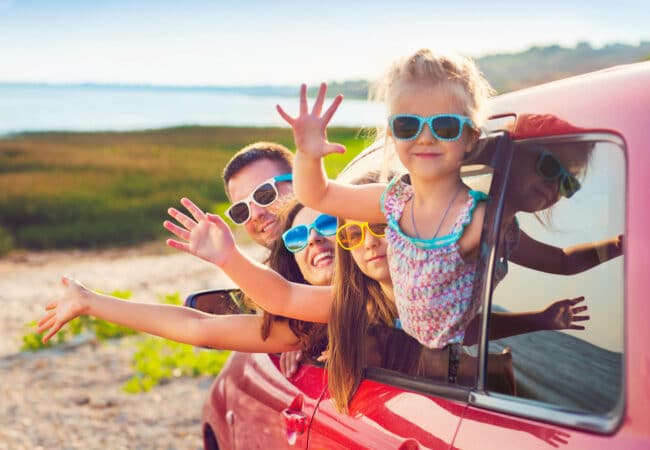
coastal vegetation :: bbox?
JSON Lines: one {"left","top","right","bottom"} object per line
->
{"left": 0, "top": 126, "right": 371, "bottom": 253}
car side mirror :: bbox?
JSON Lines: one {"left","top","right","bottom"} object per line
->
{"left": 184, "top": 289, "right": 255, "bottom": 315}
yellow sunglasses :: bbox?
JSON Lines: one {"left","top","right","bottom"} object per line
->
{"left": 336, "top": 222, "right": 387, "bottom": 250}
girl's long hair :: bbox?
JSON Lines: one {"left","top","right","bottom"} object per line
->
{"left": 327, "top": 242, "right": 397, "bottom": 413}
{"left": 326, "top": 170, "right": 398, "bottom": 413}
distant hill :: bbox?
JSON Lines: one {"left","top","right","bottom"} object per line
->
{"left": 330, "top": 41, "right": 650, "bottom": 97}
{"left": 477, "top": 40, "right": 650, "bottom": 93}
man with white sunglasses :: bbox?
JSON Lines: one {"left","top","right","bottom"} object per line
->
{"left": 222, "top": 142, "right": 305, "bottom": 376}
{"left": 223, "top": 142, "right": 294, "bottom": 248}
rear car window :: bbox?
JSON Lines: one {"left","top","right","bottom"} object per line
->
{"left": 484, "top": 136, "right": 625, "bottom": 419}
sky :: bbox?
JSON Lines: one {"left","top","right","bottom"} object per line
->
{"left": 1, "top": 0, "right": 648, "bottom": 86}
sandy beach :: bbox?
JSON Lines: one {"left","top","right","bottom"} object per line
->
{"left": 0, "top": 242, "right": 265, "bottom": 450}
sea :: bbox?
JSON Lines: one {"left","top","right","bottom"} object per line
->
{"left": 0, "top": 84, "right": 386, "bottom": 135}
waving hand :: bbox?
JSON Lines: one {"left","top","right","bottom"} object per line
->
{"left": 276, "top": 83, "right": 346, "bottom": 159}
{"left": 165, "top": 197, "right": 235, "bottom": 267}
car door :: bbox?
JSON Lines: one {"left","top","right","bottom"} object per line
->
{"left": 216, "top": 351, "right": 328, "bottom": 449}
{"left": 307, "top": 365, "right": 468, "bottom": 449}
{"left": 454, "top": 133, "right": 628, "bottom": 448}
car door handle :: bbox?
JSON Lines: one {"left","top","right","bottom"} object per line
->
{"left": 281, "top": 394, "right": 307, "bottom": 435}
{"left": 282, "top": 409, "right": 307, "bottom": 434}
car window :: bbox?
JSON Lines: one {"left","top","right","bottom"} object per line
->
{"left": 481, "top": 137, "right": 625, "bottom": 419}
{"left": 355, "top": 137, "right": 498, "bottom": 392}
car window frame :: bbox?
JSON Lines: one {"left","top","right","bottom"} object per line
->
{"left": 469, "top": 132, "right": 627, "bottom": 435}
{"left": 353, "top": 132, "right": 513, "bottom": 403}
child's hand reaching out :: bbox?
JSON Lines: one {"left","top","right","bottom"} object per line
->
{"left": 165, "top": 197, "right": 235, "bottom": 267}
{"left": 38, "top": 276, "right": 91, "bottom": 343}
{"left": 276, "top": 83, "right": 346, "bottom": 159}
{"left": 540, "top": 296, "right": 589, "bottom": 331}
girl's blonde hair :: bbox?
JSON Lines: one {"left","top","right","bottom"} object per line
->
{"left": 370, "top": 48, "right": 495, "bottom": 128}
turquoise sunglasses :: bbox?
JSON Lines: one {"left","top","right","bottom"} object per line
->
{"left": 282, "top": 213, "right": 338, "bottom": 253}
{"left": 535, "top": 149, "right": 581, "bottom": 198}
{"left": 389, "top": 113, "right": 474, "bottom": 141}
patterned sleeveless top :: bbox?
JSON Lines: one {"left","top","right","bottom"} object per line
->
{"left": 381, "top": 174, "right": 488, "bottom": 349}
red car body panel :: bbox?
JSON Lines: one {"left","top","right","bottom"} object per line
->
{"left": 202, "top": 62, "right": 650, "bottom": 449}
{"left": 308, "top": 380, "right": 466, "bottom": 449}
{"left": 205, "top": 352, "right": 327, "bottom": 449}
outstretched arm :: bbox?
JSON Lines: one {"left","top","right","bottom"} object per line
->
{"left": 510, "top": 230, "right": 623, "bottom": 275}
{"left": 165, "top": 197, "right": 332, "bottom": 323}
{"left": 463, "top": 297, "right": 589, "bottom": 345}
{"left": 276, "top": 83, "right": 385, "bottom": 223}
{"left": 38, "top": 277, "right": 301, "bottom": 352}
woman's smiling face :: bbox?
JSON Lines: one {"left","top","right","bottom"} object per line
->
{"left": 292, "top": 207, "right": 336, "bottom": 286}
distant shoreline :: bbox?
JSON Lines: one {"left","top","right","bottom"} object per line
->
{"left": 0, "top": 81, "right": 369, "bottom": 99}
{"left": 0, "top": 84, "right": 382, "bottom": 135}
{"left": 0, "top": 123, "right": 298, "bottom": 139}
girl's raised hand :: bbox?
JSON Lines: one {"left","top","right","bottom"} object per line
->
{"left": 38, "top": 276, "right": 90, "bottom": 343}
{"left": 276, "top": 83, "right": 346, "bottom": 159}
{"left": 165, "top": 197, "right": 235, "bottom": 267}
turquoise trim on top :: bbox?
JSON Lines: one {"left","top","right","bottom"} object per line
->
{"left": 380, "top": 173, "right": 403, "bottom": 217}
{"left": 386, "top": 185, "right": 487, "bottom": 250}
{"left": 273, "top": 173, "right": 293, "bottom": 182}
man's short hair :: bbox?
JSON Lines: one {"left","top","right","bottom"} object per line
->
{"left": 222, "top": 142, "right": 294, "bottom": 185}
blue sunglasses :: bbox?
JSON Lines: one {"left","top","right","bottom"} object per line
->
{"left": 282, "top": 213, "right": 338, "bottom": 253}
{"left": 535, "top": 149, "right": 581, "bottom": 198}
{"left": 389, "top": 114, "right": 475, "bottom": 141}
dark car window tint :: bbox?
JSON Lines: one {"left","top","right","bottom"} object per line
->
{"left": 484, "top": 139, "right": 624, "bottom": 414}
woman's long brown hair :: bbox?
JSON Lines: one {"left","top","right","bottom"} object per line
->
{"left": 258, "top": 201, "right": 326, "bottom": 356}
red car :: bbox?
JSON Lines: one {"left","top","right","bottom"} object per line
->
{"left": 195, "top": 62, "right": 650, "bottom": 449}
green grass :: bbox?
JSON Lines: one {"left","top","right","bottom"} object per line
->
{"left": 122, "top": 337, "right": 230, "bottom": 393}
{"left": 0, "top": 125, "right": 372, "bottom": 251}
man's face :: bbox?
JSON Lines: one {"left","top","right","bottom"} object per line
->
{"left": 226, "top": 158, "right": 293, "bottom": 248}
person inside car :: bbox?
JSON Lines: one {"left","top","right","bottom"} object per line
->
{"left": 222, "top": 141, "right": 294, "bottom": 248}
{"left": 325, "top": 175, "right": 593, "bottom": 411}
{"left": 212, "top": 141, "right": 309, "bottom": 374}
